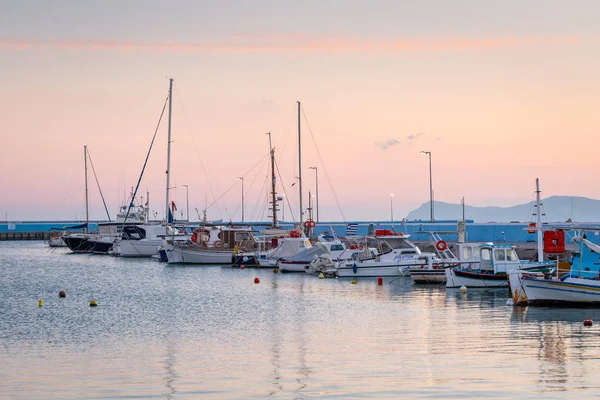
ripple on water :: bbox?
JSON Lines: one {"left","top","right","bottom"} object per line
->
{"left": 2, "top": 241, "right": 600, "bottom": 399}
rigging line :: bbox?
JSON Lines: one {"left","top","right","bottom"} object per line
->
{"left": 173, "top": 84, "right": 223, "bottom": 219}
{"left": 244, "top": 156, "right": 270, "bottom": 222}
{"left": 301, "top": 106, "right": 347, "bottom": 222}
{"left": 230, "top": 155, "right": 270, "bottom": 221}
{"left": 205, "top": 152, "right": 270, "bottom": 211}
{"left": 259, "top": 179, "right": 271, "bottom": 222}
{"left": 122, "top": 94, "right": 169, "bottom": 227}
{"left": 275, "top": 158, "right": 297, "bottom": 224}
{"left": 251, "top": 170, "right": 270, "bottom": 223}
{"left": 86, "top": 148, "right": 112, "bottom": 222}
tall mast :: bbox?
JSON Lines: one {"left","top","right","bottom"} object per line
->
{"left": 165, "top": 78, "right": 173, "bottom": 235}
{"left": 535, "top": 178, "right": 543, "bottom": 262}
{"left": 84, "top": 145, "right": 89, "bottom": 232}
{"left": 267, "top": 132, "right": 278, "bottom": 227}
{"left": 297, "top": 101, "right": 303, "bottom": 223}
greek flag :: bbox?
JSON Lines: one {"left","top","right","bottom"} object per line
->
{"left": 346, "top": 223, "right": 358, "bottom": 236}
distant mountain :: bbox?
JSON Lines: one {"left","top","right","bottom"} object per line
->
{"left": 406, "top": 196, "right": 600, "bottom": 223}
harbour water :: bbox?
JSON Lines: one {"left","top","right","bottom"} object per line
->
{"left": 2, "top": 241, "right": 600, "bottom": 399}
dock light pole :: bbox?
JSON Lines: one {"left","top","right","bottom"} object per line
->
{"left": 420, "top": 151, "right": 434, "bottom": 221}
{"left": 390, "top": 193, "right": 394, "bottom": 222}
{"left": 237, "top": 177, "right": 244, "bottom": 223}
{"left": 182, "top": 185, "right": 189, "bottom": 222}
{"left": 309, "top": 167, "right": 319, "bottom": 223}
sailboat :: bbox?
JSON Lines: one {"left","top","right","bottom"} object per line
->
{"left": 158, "top": 79, "right": 235, "bottom": 264}
{"left": 62, "top": 146, "right": 149, "bottom": 254}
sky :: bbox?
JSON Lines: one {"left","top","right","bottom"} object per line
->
{"left": 1, "top": 0, "right": 600, "bottom": 222}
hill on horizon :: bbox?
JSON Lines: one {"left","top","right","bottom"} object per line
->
{"left": 406, "top": 196, "right": 600, "bottom": 223}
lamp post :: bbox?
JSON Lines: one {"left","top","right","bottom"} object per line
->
{"left": 309, "top": 167, "right": 319, "bottom": 223}
{"left": 390, "top": 193, "right": 394, "bottom": 222}
{"left": 420, "top": 151, "right": 434, "bottom": 221}
{"left": 237, "top": 177, "right": 244, "bottom": 223}
{"left": 182, "top": 185, "right": 189, "bottom": 222}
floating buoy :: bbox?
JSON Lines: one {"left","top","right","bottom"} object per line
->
{"left": 254, "top": 277, "right": 260, "bottom": 284}
{"left": 460, "top": 285, "right": 468, "bottom": 293}
{"left": 351, "top": 279, "right": 358, "bottom": 284}
{"left": 90, "top": 299, "right": 98, "bottom": 307}
{"left": 59, "top": 290, "right": 66, "bottom": 298}
{"left": 377, "top": 276, "right": 383, "bottom": 285}
{"left": 584, "top": 318, "right": 593, "bottom": 327}
{"left": 38, "top": 299, "right": 43, "bottom": 307}
{"left": 319, "top": 273, "right": 324, "bottom": 279}
{"left": 273, "top": 267, "right": 279, "bottom": 273}
{"left": 240, "top": 265, "right": 246, "bottom": 270}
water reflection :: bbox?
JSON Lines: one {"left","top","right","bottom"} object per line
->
{"left": 162, "top": 340, "right": 178, "bottom": 399}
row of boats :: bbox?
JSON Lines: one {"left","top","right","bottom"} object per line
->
{"left": 50, "top": 209, "right": 600, "bottom": 307}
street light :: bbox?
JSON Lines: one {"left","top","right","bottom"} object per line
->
{"left": 420, "top": 151, "right": 433, "bottom": 221}
{"left": 390, "top": 193, "right": 394, "bottom": 222}
{"left": 237, "top": 177, "right": 244, "bottom": 223}
{"left": 309, "top": 167, "right": 319, "bottom": 223}
{"left": 181, "top": 184, "right": 189, "bottom": 222}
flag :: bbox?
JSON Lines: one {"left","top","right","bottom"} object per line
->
{"left": 346, "top": 223, "right": 358, "bottom": 236}
{"left": 171, "top": 200, "right": 177, "bottom": 212}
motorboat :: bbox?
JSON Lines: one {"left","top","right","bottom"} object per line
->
{"left": 337, "top": 230, "right": 435, "bottom": 278}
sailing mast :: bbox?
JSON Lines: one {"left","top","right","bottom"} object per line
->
{"left": 84, "top": 145, "right": 89, "bottom": 233}
{"left": 267, "top": 132, "right": 278, "bottom": 227}
{"left": 297, "top": 101, "right": 303, "bottom": 224}
{"left": 165, "top": 78, "right": 174, "bottom": 235}
{"left": 535, "top": 178, "right": 543, "bottom": 262}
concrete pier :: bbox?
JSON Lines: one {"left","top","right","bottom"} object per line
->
{"left": 0, "top": 232, "right": 51, "bottom": 241}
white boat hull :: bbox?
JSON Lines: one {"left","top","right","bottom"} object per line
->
{"left": 48, "top": 237, "right": 66, "bottom": 247}
{"left": 166, "top": 245, "right": 233, "bottom": 264}
{"left": 509, "top": 272, "right": 600, "bottom": 306}
{"left": 118, "top": 239, "right": 163, "bottom": 258}
{"left": 278, "top": 261, "right": 310, "bottom": 273}
{"left": 445, "top": 268, "right": 509, "bottom": 288}
{"left": 337, "top": 263, "right": 410, "bottom": 278}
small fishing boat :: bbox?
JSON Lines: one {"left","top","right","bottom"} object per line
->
{"left": 445, "top": 243, "right": 552, "bottom": 288}
{"left": 509, "top": 233, "right": 598, "bottom": 306}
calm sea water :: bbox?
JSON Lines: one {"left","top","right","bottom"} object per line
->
{"left": 1, "top": 241, "right": 600, "bottom": 399}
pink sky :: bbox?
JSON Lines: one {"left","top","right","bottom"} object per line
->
{"left": 2, "top": 1, "right": 600, "bottom": 222}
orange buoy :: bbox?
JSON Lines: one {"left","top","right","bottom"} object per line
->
{"left": 584, "top": 318, "right": 593, "bottom": 327}
{"left": 59, "top": 290, "right": 66, "bottom": 298}
{"left": 377, "top": 277, "right": 383, "bottom": 285}
{"left": 254, "top": 277, "right": 260, "bottom": 284}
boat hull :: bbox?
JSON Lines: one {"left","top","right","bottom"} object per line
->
{"left": 63, "top": 235, "right": 94, "bottom": 253}
{"left": 166, "top": 245, "right": 233, "bottom": 264}
{"left": 445, "top": 268, "right": 509, "bottom": 288}
{"left": 119, "top": 239, "right": 163, "bottom": 258}
{"left": 278, "top": 261, "right": 310, "bottom": 273}
{"left": 337, "top": 263, "right": 409, "bottom": 278}
{"left": 509, "top": 272, "right": 600, "bottom": 306}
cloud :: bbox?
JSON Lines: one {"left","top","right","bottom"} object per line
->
{"left": 407, "top": 133, "right": 426, "bottom": 145}
{"left": 0, "top": 35, "right": 582, "bottom": 54}
{"left": 375, "top": 138, "right": 400, "bottom": 150}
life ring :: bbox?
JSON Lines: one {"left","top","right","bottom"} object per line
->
{"left": 214, "top": 240, "right": 222, "bottom": 248}
{"left": 191, "top": 232, "right": 198, "bottom": 243}
{"left": 527, "top": 223, "right": 537, "bottom": 234}
{"left": 303, "top": 220, "right": 316, "bottom": 228}
{"left": 435, "top": 240, "right": 447, "bottom": 251}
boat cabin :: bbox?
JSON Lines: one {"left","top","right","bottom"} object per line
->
{"left": 479, "top": 243, "right": 520, "bottom": 273}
